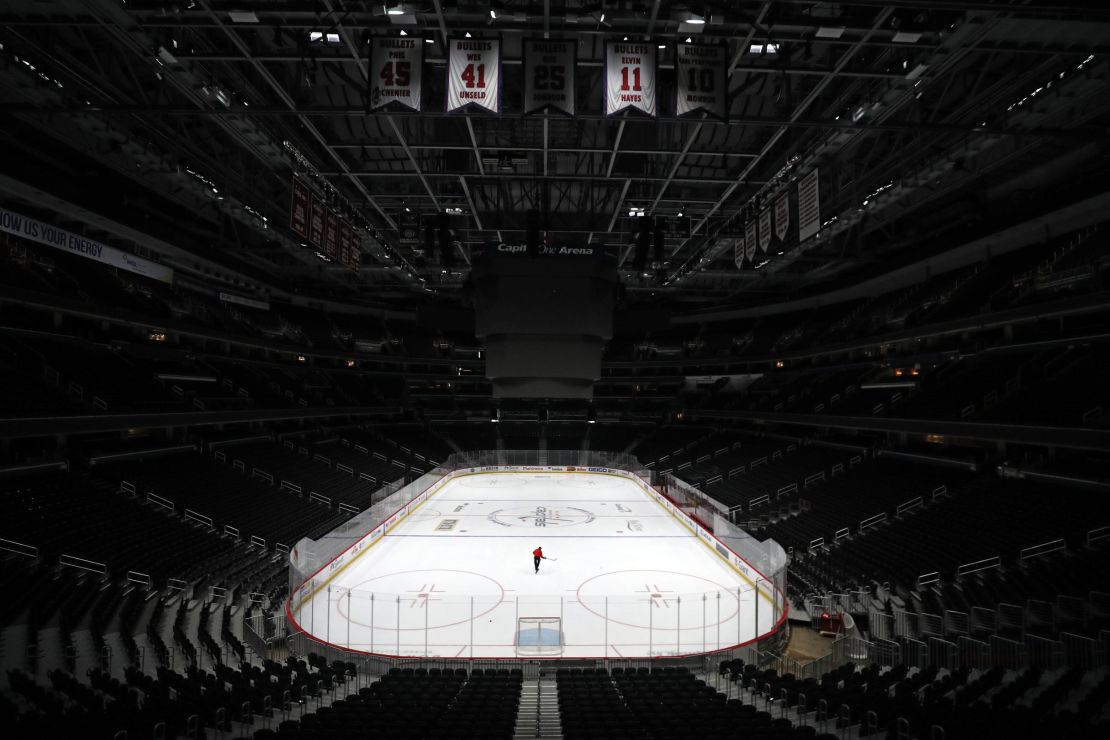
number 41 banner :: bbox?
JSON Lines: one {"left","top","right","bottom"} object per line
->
{"left": 675, "top": 42, "right": 727, "bottom": 120}
{"left": 447, "top": 38, "right": 501, "bottom": 114}
{"left": 605, "top": 41, "right": 657, "bottom": 117}
{"left": 368, "top": 36, "right": 423, "bottom": 112}
{"left": 523, "top": 39, "right": 575, "bottom": 115}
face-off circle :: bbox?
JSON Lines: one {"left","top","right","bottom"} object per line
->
{"left": 576, "top": 569, "right": 743, "bottom": 629}
{"left": 338, "top": 569, "right": 505, "bottom": 631}
{"left": 487, "top": 505, "right": 596, "bottom": 528}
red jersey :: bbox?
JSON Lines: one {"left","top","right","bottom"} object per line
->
{"left": 533, "top": 548, "right": 543, "bottom": 558}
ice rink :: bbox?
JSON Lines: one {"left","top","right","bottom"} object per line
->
{"left": 292, "top": 471, "right": 776, "bottom": 658}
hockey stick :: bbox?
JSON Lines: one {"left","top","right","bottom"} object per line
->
{"left": 546, "top": 557, "right": 558, "bottom": 561}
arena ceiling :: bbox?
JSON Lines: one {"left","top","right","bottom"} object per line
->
{"left": 1, "top": 1, "right": 1109, "bottom": 312}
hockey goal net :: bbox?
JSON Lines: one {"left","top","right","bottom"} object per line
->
{"left": 515, "top": 616, "right": 563, "bottom": 656}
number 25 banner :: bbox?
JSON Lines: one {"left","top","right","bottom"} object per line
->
{"left": 523, "top": 39, "right": 575, "bottom": 115}
{"left": 605, "top": 41, "right": 656, "bottom": 117}
{"left": 447, "top": 38, "right": 501, "bottom": 114}
{"left": 675, "top": 42, "right": 728, "bottom": 120}
{"left": 369, "top": 36, "right": 424, "bottom": 112}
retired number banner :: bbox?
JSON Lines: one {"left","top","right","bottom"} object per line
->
{"left": 745, "top": 220, "right": 758, "bottom": 260}
{"left": 733, "top": 237, "right": 745, "bottom": 269}
{"left": 289, "top": 178, "right": 309, "bottom": 238}
{"left": 675, "top": 42, "right": 728, "bottom": 119}
{"left": 369, "top": 36, "right": 423, "bottom": 112}
{"left": 798, "top": 168, "right": 821, "bottom": 242}
{"left": 605, "top": 41, "right": 656, "bottom": 116}
{"left": 758, "top": 208, "right": 772, "bottom": 253}
{"left": 774, "top": 192, "right": 790, "bottom": 243}
{"left": 447, "top": 38, "right": 500, "bottom": 113}
{"left": 523, "top": 39, "right": 575, "bottom": 115}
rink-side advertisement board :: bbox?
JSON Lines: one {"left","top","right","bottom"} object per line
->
{"left": 0, "top": 206, "right": 173, "bottom": 284}
{"left": 446, "top": 38, "right": 501, "bottom": 113}
{"left": 368, "top": 36, "right": 424, "bottom": 113}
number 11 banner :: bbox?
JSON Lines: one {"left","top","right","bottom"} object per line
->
{"left": 523, "top": 39, "right": 576, "bottom": 115}
{"left": 447, "top": 38, "right": 501, "bottom": 114}
{"left": 368, "top": 36, "right": 424, "bottom": 112}
{"left": 605, "top": 41, "right": 657, "bottom": 117}
{"left": 675, "top": 42, "right": 728, "bottom": 120}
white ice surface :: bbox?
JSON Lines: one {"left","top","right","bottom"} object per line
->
{"left": 294, "top": 472, "right": 774, "bottom": 658}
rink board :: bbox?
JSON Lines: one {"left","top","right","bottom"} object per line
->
{"left": 289, "top": 468, "right": 781, "bottom": 659}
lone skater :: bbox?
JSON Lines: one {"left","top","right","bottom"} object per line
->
{"left": 533, "top": 546, "right": 546, "bottom": 574}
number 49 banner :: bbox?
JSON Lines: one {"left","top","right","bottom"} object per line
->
{"left": 675, "top": 42, "right": 728, "bottom": 120}
{"left": 523, "top": 39, "right": 575, "bottom": 115}
{"left": 605, "top": 41, "right": 657, "bottom": 117}
{"left": 447, "top": 38, "right": 501, "bottom": 114}
{"left": 368, "top": 37, "right": 423, "bottom": 112}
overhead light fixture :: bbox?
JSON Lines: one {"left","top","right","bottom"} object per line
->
{"left": 490, "top": 9, "right": 497, "bottom": 19}
{"left": 326, "top": 32, "right": 340, "bottom": 44}
{"left": 658, "top": 42, "right": 666, "bottom": 49}
{"left": 816, "top": 26, "right": 845, "bottom": 39}
{"left": 905, "top": 63, "right": 929, "bottom": 80}
{"left": 686, "top": 13, "right": 705, "bottom": 25}
{"left": 600, "top": 12, "right": 606, "bottom": 22}
{"left": 893, "top": 31, "right": 922, "bottom": 44}
{"left": 399, "top": 29, "right": 408, "bottom": 36}
{"left": 228, "top": 11, "right": 259, "bottom": 23}
{"left": 464, "top": 31, "right": 472, "bottom": 38}
{"left": 385, "top": 3, "right": 405, "bottom": 15}
{"left": 685, "top": 37, "right": 692, "bottom": 43}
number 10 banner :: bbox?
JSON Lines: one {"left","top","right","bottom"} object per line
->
{"left": 675, "top": 42, "right": 728, "bottom": 120}
{"left": 523, "top": 39, "right": 575, "bottom": 115}
{"left": 369, "top": 36, "right": 424, "bottom": 112}
{"left": 605, "top": 41, "right": 657, "bottom": 117}
{"left": 447, "top": 38, "right": 501, "bottom": 114}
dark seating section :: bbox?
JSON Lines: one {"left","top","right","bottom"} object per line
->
{"left": 221, "top": 440, "right": 384, "bottom": 510}
{"left": 558, "top": 666, "right": 811, "bottom": 740}
{"left": 100, "top": 450, "right": 348, "bottom": 549}
{"left": 788, "top": 473, "right": 1110, "bottom": 638}
{"left": 266, "top": 667, "right": 521, "bottom": 740}
{"left": 721, "top": 658, "right": 1110, "bottom": 740}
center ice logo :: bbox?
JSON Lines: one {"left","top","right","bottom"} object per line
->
{"left": 488, "top": 505, "right": 596, "bottom": 528}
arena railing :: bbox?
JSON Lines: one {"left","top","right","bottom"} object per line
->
{"left": 281, "top": 450, "right": 790, "bottom": 671}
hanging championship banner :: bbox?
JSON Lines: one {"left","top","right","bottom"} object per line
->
{"left": 798, "top": 168, "right": 821, "bottom": 242}
{"left": 733, "top": 237, "right": 745, "bottom": 269}
{"left": 323, "top": 209, "right": 339, "bottom": 258}
{"left": 758, "top": 208, "right": 772, "bottom": 253}
{"left": 523, "top": 39, "right": 575, "bottom": 115}
{"left": 308, "top": 195, "right": 325, "bottom": 249}
{"left": 289, "top": 178, "right": 309, "bottom": 238}
{"left": 675, "top": 42, "right": 728, "bottom": 119}
{"left": 774, "top": 192, "right": 790, "bottom": 243}
{"left": 745, "top": 239, "right": 757, "bottom": 264}
{"left": 605, "top": 41, "right": 657, "bottom": 116}
{"left": 368, "top": 36, "right": 424, "bottom": 112}
{"left": 745, "top": 219, "right": 757, "bottom": 257}
{"left": 446, "top": 37, "right": 501, "bottom": 113}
